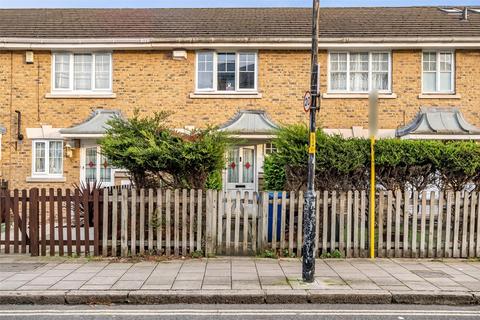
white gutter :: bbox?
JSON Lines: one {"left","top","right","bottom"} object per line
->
{"left": 1, "top": 36, "right": 480, "bottom": 50}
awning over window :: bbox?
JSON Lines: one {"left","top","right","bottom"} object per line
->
{"left": 60, "top": 109, "right": 121, "bottom": 138}
{"left": 219, "top": 110, "right": 278, "bottom": 139}
{"left": 396, "top": 107, "right": 480, "bottom": 140}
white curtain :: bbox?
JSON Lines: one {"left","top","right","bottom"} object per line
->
{"left": 95, "top": 53, "right": 111, "bottom": 89}
{"left": 330, "top": 53, "right": 347, "bottom": 90}
{"left": 74, "top": 54, "right": 92, "bottom": 90}
{"left": 48, "top": 141, "right": 63, "bottom": 174}
{"left": 349, "top": 53, "right": 368, "bottom": 92}
{"left": 54, "top": 54, "right": 70, "bottom": 89}
{"left": 372, "top": 53, "right": 389, "bottom": 90}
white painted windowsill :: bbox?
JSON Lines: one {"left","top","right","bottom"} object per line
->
{"left": 418, "top": 94, "right": 461, "bottom": 99}
{"left": 45, "top": 92, "right": 117, "bottom": 99}
{"left": 322, "top": 93, "right": 397, "bottom": 99}
{"left": 26, "top": 176, "right": 66, "bottom": 183}
{"left": 190, "top": 92, "right": 262, "bottom": 99}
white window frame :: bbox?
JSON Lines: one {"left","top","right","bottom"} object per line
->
{"left": 327, "top": 51, "right": 392, "bottom": 94}
{"left": 31, "top": 140, "right": 63, "bottom": 177}
{"left": 51, "top": 52, "right": 113, "bottom": 93}
{"left": 195, "top": 51, "right": 258, "bottom": 93}
{"left": 421, "top": 51, "right": 455, "bottom": 94}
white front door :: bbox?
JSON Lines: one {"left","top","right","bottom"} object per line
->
{"left": 80, "top": 141, "right": 114, "bottom": 187}
{"left": 226, "top": 146, "right": 256, "bottom": 195}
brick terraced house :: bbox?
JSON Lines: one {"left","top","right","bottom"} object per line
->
{"left": 1, "top": 6, "right": 480, "bottom": 192}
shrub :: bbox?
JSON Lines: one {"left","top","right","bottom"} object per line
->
{"left": 100, "top": 110, "right": 229, "bottom": 189}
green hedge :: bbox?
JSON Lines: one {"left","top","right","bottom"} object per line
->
{"left": 264, "top": 124, "right": 480, "bottom": 192}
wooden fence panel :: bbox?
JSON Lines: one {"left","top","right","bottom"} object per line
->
{"left": 2, "top": 187, "right": 480, "bottom": 259}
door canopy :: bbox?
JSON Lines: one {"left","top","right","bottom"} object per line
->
{"left": 60, "top": 109, "right": 122, "bottom": 138}
{"left": 218, "top": 110, "right": 279, "bottom": 139}
{"left": 396, "top": 107, "right": 480, "bottom": 140}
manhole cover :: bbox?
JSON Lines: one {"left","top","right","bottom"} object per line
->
{"left": 411, "top": 270, "right": 452, "bottom": 278}
{"left": 0, "top": 263, "right": 46, "bottom": 272}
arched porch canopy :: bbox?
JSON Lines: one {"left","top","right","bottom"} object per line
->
{"left": 218, "top": 110, "right": 279, "bottom": 140}
{"left": 396, "top": 107, "right": 480, "bottom": 140}
{"left": 60, "top": 109, "right": 122, "bottom": 138}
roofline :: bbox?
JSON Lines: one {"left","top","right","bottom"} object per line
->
{"left": 2, "top": 36, "right": 480, "bottom": 50}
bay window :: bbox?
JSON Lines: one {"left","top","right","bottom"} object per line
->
{"left": 195, "top": 51, "right": 257, "bottom": 92}
{"left": 328, "top": 52, "right": 391, "bottom": 93}
{"left": 52, "top": 52, "right": 112, "bottom": 92}
{"left": 422, "top": 51, "right": 454, "bottom": 93}
{"left": 32, "top": 140, "right": 63, "bottom": 177}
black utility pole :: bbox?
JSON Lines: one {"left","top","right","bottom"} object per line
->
{"left": 302, "top": 0, "right": 320, "bottom": 283}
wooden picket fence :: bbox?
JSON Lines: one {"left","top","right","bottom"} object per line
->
{"left": 0, "top": 188, "right": 479, "bottom": 258}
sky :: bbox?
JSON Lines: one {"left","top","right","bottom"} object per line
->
{"left": 0, "top": 0, "right": 479, "bottom": 8}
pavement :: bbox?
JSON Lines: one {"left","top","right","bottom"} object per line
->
{"left": 1, "top": 304, "right": 480, "bottom": 320}
{"left": 1, "top": 255, "right": 480, "bottom": 305}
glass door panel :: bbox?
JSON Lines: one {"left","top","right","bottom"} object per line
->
{"left": 242, "top": 148, "right": 254, "bottom": 184}
{"left": 85, "top": 147, "right": 97, "bottom": 183}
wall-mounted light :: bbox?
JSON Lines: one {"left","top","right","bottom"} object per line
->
{"left": 64, "top": 143, "right": 73, "bottom": 158}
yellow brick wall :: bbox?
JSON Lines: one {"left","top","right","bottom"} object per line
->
{"left": 0, "top": 49, "right": 479, "bottom": 189}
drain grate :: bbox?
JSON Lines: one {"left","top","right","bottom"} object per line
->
{"left": 411, "top": 270, "right": 452, "bottom": 278}
{"left": 0, "top": 263, "right": 46, "bottom": 272}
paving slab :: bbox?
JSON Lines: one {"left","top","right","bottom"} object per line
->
{"left": 0, "top": 256, "right": 480, "bottom": 305}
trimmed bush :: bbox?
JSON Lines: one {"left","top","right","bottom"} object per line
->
{"left": 264, "top": 124, "right": 480, "bottom": 192}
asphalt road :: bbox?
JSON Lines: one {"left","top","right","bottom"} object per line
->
{"left": 0, "top": 304, "right": 479, "bottom": 320}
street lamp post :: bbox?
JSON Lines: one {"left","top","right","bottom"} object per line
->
{"left": 302, "top": 0, "right": 320, "bottom": 283}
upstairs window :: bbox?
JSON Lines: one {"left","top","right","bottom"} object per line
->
{"left": 422, "top": 51, "right": 454, "bottom": 93}
{"left": 196, "top": 52, "right": 257, "bottom": 92}
{"left": 52, "top": 52, "right": 112, "bottom": 92}
{"left": 328, "top": 52, "right": 391, "bottom": 93}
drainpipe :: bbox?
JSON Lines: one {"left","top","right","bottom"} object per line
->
{"left": 14, "top": 110, "right": 24, "bottom": 141}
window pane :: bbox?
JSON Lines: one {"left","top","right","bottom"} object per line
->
{"left": 372, "top": 53, "right": 388, "bottom": 72}
{"left": 217, "top": 53, "right": 236, "bottom": 91}
{"left": 95, "top": 53, "right": 111, "bottom": 89}
{"left": 440, "top": 53, "right": 452, "bottom": 72}
{"left": 227, "top": 149, "right": 239, "bottom": 183}
{"left": 350, "top": 53, "right": 369, "bottom": 71}
{"left": 372, "top": 73, "right": 388, "bottom": 90}
{"left": 242, "top": 149, "right": 254, "bottom": 184}
{"left": 85, "top": 147, "right": 97, "bottom": 183}
{"left": 350, "top": 72, "right": 368, "bottom": 91}
{"left": 197, "top": 52, "right": 214, "bottom": 89}
{"left": 440, "top": 72, "right": 452, "bottom": 91}
{"left": 74, "top": 54, "right": 92, "bottom": 90}
{"left": 34, "top": 142, "right": 46, "bottom": 173}
{"left": 54, "top": 54, "right": 70, "bottom": 89}
{"left": 349, "top": 53, "right": 369, "bottom": 92}
{"left": 239, "top": 53, "right": 255, "bottom": 89}
{"left": 423, "top": 52, "right": 437, "bottom": 72}
{"left": 330, "top": 72, "right": 347, "bottom": 90}
{"left": 49, "top": 141, "right": 63, "bottom": 174}
{"left": 330, "top": 53, "right": 347, "bottom": 71}
{"left": 99, "top": 153, "right": 112, "bottom": 183}
{"left": 423, "top": 72, "right": 436, "bottom": 92}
